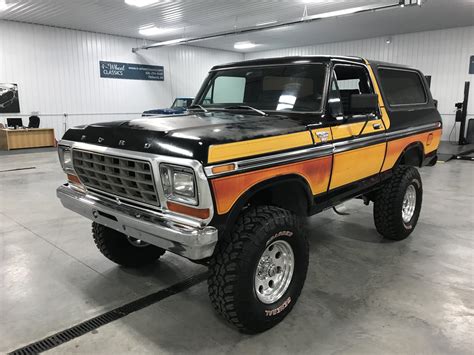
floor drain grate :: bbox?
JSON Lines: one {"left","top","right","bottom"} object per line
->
{"left": 9, "top": 272, "right": 208, "bottom": 354}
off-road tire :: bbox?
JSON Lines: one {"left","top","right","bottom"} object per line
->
{"left": 208, "top": 205, "right": 309, "bottom": 334}
{"left": 92, "top": 222, "right": 165, "bottom": 267}
{"left": 374, "top": 166, "right": 423, "bottom": 240}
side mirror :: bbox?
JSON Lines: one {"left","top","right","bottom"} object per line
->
{"left": 350, "top": 93, "right": 378, "bottom": 114}
{"left": 327, "top": 97, "right": 344, "bottom": 120}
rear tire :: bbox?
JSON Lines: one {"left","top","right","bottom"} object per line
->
{"left": 373, "top": 166, "right": 423, "bottom": 240}
{"left": 208, "top": 205, "right": 309, "bottom": 334}
{"left": 92, "top": 222, "right": 165, "bottom": 267}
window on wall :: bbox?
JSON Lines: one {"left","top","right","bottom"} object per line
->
{"left": 329, "top": 64, "right": 374, "bottom": 116}
{"left": 378, "top": 68, "right": 427, "bottom": 106}
{"left": 212, "top": 76, "right": 246, "bottom": 103}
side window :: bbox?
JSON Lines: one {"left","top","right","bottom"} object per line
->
{"left": 332, "top": 65, "right": 374, "bottom": 116}
{"left": 378, "top": 68, "right": 427, "bottom": 106}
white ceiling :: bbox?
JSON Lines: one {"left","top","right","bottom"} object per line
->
{"left": 0, "top": 0, "right": 473, "bottom": 53}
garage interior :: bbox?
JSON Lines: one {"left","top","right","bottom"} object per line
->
{"left": 1, "top": 0, "right": 473, "bottom": 354}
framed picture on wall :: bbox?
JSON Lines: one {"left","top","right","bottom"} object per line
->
{"left": 0, "top": 83, "right": 20, "bottom": 113}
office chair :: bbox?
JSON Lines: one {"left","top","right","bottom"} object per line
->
{"left": 28, "top": 116, "right": 40, "bottom": 128}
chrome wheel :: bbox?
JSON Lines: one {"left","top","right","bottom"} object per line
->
{"left": 127, "top": 236, "right": 149, "bottom": 248}
{"left": 254, "top": 240, "right": 294, "bottom": 304}
{"left": 402, "top": 184, "right": 417, "bottom": 223}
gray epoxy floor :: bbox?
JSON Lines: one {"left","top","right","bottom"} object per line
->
{"left": 1, "top": 151, "right": 473, "bottom": 354}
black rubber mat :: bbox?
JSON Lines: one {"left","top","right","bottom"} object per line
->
{"left": 8, "top": 272, "right": 208, "bottom": 355}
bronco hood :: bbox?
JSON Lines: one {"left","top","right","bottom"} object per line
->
{"left": 62, "top": 112, "right": 312, "bottom": 164}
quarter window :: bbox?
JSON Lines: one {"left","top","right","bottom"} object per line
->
{"left": 378, "top": 68, "right": 427, "bottom": 106}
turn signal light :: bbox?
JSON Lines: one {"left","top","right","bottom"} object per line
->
{"left": 167, "top": 201, "right": 210, "bottom": 219}
{"left": 67, "top": 174, "right": 82, "bottom": 185}
{"left": 211, "top": 163, "right": 236, "bottom": 174}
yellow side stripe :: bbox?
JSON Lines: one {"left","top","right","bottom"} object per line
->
{"left": 208, "top": 131, "right": 313, "bottom": 164}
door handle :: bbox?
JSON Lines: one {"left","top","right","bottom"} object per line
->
{"left": 373, "top": 123, "right": 382, "bottom": 130}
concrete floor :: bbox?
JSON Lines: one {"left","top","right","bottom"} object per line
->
{"left": 1, "top": 151, "right": 473, "bottom": 354}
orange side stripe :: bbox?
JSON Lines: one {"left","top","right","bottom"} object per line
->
{"left": 382, "top": 129, "right": 442, "bottom": 171}
{"left": 211, "top": 155, "right": 332, "bottom": 215}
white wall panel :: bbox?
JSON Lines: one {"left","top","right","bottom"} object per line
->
{"left": 246, "top": 26, "right": 474, "bottom": 141}
{"left": 0, "top": 20, "right": 242, "bottom": 138}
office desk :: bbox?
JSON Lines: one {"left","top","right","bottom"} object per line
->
{"left": 0, "top": 128, "right": 55, "bottom": 150}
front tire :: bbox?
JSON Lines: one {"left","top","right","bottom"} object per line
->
{"left": 373, "top": 166, "right": 423, "bottom": 240}
{"left": 208, "top": 206, "right": 309, "bottom": 334}
{"left": 92, "top": 222, "right": 166, "bottom": 267}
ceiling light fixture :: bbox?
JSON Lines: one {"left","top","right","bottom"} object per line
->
{"left": 256, "top": 20, "right": 277, "bottom": 27}
{"left": 310, "top": 6, "right": 367, "bottom": 19}
{"left": 133, "top": 1, "right": 420, "bottom": 52}
{"left": 234, "top": 41, "right": 257, "bottom": 50}
{"left": 125, "top": 0, "right": 159, "bottom": 8}
{"left": 0, "top": 0, "right": 16, "bottom": 11}
{"left": 138, "top": 25, "right": 172, "bottom": 36}
{"left": 157, "top": 38, "right": 187, "bottom": 45}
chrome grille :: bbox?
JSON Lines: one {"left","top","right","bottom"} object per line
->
{"left": 72, "top": 150, "right": 159, "bottom": 207}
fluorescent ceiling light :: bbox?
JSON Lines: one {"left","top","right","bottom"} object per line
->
{"left": 311, "top": 6, "right": 367, "bottom": 19}
{"left": 256, "top": 20, "right": 277, "bottom": 27}
{"left": 158, "top": 38, "right": 187, "bottom": 45}
{"left": 139, "top": 25, "right": 172, "bottom": 36}
{"left": 125, "top": 0, "right": 159, "bottom": 8}
{"left": 234, "top": 41, "right": 257, "bottom": 50}
{"left": 0, "top": 0, "right": 16, "bottom": 11}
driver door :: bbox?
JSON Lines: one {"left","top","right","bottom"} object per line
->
{"left": 327, "top": 63, "right": 387, "bottom": 190}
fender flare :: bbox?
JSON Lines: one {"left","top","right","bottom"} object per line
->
{"left": 395, "top": 141, "right": 425, "bottom": 168}
{"left": 212, "top": 174, "right": 313, "bottom": 238}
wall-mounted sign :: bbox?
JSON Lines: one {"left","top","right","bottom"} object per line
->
{"left": 469, "top": 56, "right": 474, "bottom": 74}
{"left": 100, "top": 61, "right": 164, "bottom": 81}
{"left": 0, "top": 83, "right": 20, "bottom": 113}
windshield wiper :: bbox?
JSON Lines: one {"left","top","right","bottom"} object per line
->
{"left": 224, "top": 105, "right": 268, "bottom": 116}
{"left": 188, "top": 104, "right": 208, "bottom": 112}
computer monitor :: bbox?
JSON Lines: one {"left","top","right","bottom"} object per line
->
{"left": 7, "top": 118, "right": 23, "bottom": 128}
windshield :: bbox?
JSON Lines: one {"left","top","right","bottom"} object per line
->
{"left": 196, "top": 64, "right": 327, "bottom": 113}
{"left": 172, "top": 98, "right": 192, "bottom": 108}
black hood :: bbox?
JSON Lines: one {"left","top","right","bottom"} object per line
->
{"left": 62, "top": 112, "right": 317, "bottom": 164}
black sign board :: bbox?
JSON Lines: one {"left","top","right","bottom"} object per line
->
{"left": 470, "top": 56, "right": 474, "bottom": 74}
{"left": 100, "top": 61, "right": 164, "bottom": 81}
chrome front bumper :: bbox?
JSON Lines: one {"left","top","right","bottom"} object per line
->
{"left": 56, "top": 184, "right": 218, "bottom": 260}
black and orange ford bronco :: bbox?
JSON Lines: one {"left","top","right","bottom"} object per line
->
{"left": 57, "top": 56, "right": 442, "bottom": 333}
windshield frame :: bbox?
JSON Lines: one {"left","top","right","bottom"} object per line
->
{"left": 194, "top": 63, "right": 330, "bottom": 116}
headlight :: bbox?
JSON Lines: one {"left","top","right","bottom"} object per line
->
{"left": 160, "top": 164, "right": 197, "bottom": 205}
{"left": 58, "top": 145, "right": 74, "bottom": 173}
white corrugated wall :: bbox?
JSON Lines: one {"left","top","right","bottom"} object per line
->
{"left": 0, "top": 20, "right": 243, "bottom": 139}
{"left": 245, "top": 26, "right": 474, "bottom": 141}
